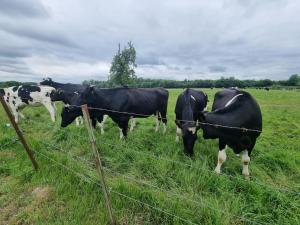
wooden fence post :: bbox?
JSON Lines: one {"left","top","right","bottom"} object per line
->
{"left": 0, "top": 94, "right": 38, "bottom": 171}
{"left": 81, "top": 104, "right": 116, "bottom": 225}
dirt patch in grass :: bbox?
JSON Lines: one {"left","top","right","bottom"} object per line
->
{"left": 0, "top": 185, "right": 54, "bottom": 225}
{"left": 31, "top": 186, "right": 52, "bottom": 201}
{"left": 0, "top": 151, "right": 15, "bottom": 158}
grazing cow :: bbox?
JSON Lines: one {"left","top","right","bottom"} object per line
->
{"left": 40, "top": 78, "right": 87, "bottom": 126}
{"left": 61, "top": 86, "right": 169, "bottom": 139}
{"left": 174, "top": 88, "right": 208, "bottom": 156}
{"left": 0, "top": 85, "right": 56, "bottom": 123}
{"left": 40, "top": 78, "right": 109, "bottom": 132}
{"left": 199, "top": 89, "right": 262, "bottom": 177}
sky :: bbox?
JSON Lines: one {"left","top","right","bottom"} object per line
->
{"left": 0, "top": 0, "right": 299, "bottom": 83}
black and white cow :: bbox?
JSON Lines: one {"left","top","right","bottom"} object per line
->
{"left": 200, "top": 89, "right": 262, "bottom": 177}
{"left": 40, "top": 78, "right": 107, "bottom": 133}
{"left": 0, "top": 85, "right": 56, "bottom": 123}
{"left": 174, "top": 88, "right": 208, "bottom": 156}
{"left": 60, "top": 86, "right": 169, "bottom": 138}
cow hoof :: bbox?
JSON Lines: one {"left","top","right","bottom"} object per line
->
{"left": 214, "top": 168, "right": 221, "bottom": 175}
{"left": 244, "top": 175, "right": 250, "bottom": 181}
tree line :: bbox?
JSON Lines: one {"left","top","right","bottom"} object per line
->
{"left": 83, "top": 75, "right": 299, "bottom": 89}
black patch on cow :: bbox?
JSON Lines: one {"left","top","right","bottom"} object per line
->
{"left": 12, "top": 100, "right": 16, "bottom": 106}
{"left": 7, "top": 92, "right": 10, "bottom": 96}
{"left": 12, "top": 86, "right": 18, "bottom": 92}
{"left": 6, "top": 96, "right": 9, "bottom": 103}
{"left": 13, "top": 96, "right": 16, "bottom": 99}
{"left": 17, "top": 85, "right": 41, "bottom": 104}
{"left": 16, "top": 108, "right": 18, "bottom": 112}
{"left": 45, "top": 92, "right": 50, "bottom": 97}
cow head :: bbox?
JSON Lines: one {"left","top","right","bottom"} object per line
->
{"left": 0, "top": 88, "right": 4, "bottom": 97}
{"left": 50, "top": 89, "right": 64, "bottom": 102}
{"left": 61, "top": 105, "right": 82, "bottom": 127}
{"left": 176, "top": 119, "right": 198, "bottom": 156}
{"left": 40, "top": 77, "right": 53, "bottom": 86}
{"left": 60, "top": 86, "right": 94, "bottom": 127}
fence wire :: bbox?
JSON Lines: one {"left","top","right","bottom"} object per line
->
{"left": 30, "top": 143, "right": 267, "bottom": 225}
{"left": 98, "top": 140, "right": 300, "bottom": 195}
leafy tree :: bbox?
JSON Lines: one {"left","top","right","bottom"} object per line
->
{"left": 109, "top": 42, "right": 137, "bottom": 86}
{"left": 287, "top": 74, "right": 299, "bottom": 86}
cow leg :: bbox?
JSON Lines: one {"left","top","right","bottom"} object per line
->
{"left": 175, "top": 126, "right": 182, "bottom": 142}
{"left": 241, "top": 150, "right": 251, "bottom": 178}
{"left": 129, "top": 117, "right": 136, "bottom": 132}
{"left": 44, "top": 102, "right": 56, "bottom": 122}
{"left": 98, "top": 121, "right": 105, "bottom": 134}
{"left": 215, "top": 140, "right": 227, "bottom": 175}
{"left": 117, "top": 119, "right": 129, "bottom": 139}
{"left": 12, "top": 108, "right": 19, "bottom": 123}
{"left": 18, "top": 112, "right": 25, "bottom": 119}
{"left": 99, "top": 115, "right": 108, "bottom": 134}
{"left": 75, "top": 116, "right": 84, "bottom": 126}
{"left": 155, "top": 112, "right": 160, "bottom": 132}
{"left": 75, "top": 117, "right": 80, "bottom": 126}
{"left": 160, "top": 109, "right": 168, "bottom": 134}
{"left": 119, "top": 128, "right": 124, "bottom": 139}
{"left": 163, "top": 122, "right": 167, "bottom": 134}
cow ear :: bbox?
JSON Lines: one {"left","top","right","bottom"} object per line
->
{"left": 88, "top": 86, "right": 95, "bottom": 94}
{"left": 198, "top": 112, "right": 206, "bottom": 123}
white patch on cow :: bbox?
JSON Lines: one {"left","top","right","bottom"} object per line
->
{"left": 175, "top": 126, "right": 182, "bottom": 142}
{"left": 98, "top": 114, "right": 108, "bottom": 134}
{"left": 190, "top": 95, "right": 196, "bottom": 101}
{"left": 225, "top": 94, "right": 243, "bottom": 107}
{"left": 188, "top": 127, "right": 196, "bottom": 134}
{"left": 130, "top": 117, "right": 136, "bottom": 132}
{"left": 119, "top": 128, "right": 124, "bottom": 139}
{"left": 241, "top": 150, "right": 250, "bottom": 177}
{"left": 214, "top": 146, "right": 227, "bottom": 174}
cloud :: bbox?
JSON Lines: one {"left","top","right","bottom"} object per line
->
{"left": 0, "top": 0, "right": 49, "bottom": 18}
{"left": 0, "top": 0, "right": 299, "bottom": 82}
{"left": 209, "top": 66, "right": 227, "bottom": 73}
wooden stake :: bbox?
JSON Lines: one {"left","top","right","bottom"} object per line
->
{"left": 0, "top": 95, "right": 38, "bottom": 171}
{"left": 81, "top": 104, "right": 116, "bottom": 225}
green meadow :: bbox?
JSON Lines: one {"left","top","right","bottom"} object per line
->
{"left": 0, "top": 88, "right": 299, "bottom": 225}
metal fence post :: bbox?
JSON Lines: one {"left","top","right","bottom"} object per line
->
{"left": 81, "top": 104, "right": 116, "bottom": 225}
{"left": 0, "top": 94, "right": 38, "bottom": 171}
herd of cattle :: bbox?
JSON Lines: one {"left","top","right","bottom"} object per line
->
{"left": 0, "top": 78, "right": 262, "bottom": 177}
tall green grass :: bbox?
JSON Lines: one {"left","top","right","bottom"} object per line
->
{"left": 0, "top": 89, "right": 299, "bottom": 225}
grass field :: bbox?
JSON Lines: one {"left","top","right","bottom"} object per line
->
{"left": 0, "top": 88, "right": 300, "bottom": 225}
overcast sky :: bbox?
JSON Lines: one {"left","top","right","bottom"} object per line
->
{"left": 0, "top": 0, "right": 299, "bottom": 83}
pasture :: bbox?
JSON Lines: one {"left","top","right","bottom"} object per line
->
{"left": 0, "top": 88, "right": 299, "bottom": 225}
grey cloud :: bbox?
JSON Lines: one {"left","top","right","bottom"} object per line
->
{"left": 0, "top": 46, "right": 31, "bottom": 58}
{"left": 0, "top": 0, "right": 48, "bottom": 18}
{"left": 0, "top": 0, "right": 299, "bottom": 82}
{"left": 209, "top": 65, "right": 227, "bottom": 73}
{"left": 1, "top": 23, "right": 77, "bottom": 48}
